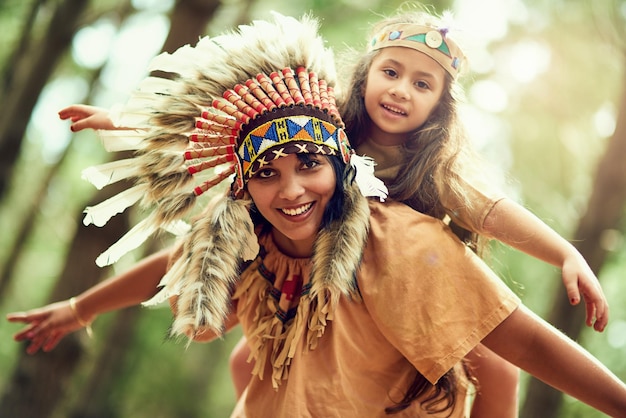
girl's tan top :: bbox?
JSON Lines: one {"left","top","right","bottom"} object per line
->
{"left": 229, "top": 200, "right": 520, "bottom": 417}
{"left": 357, "top": 138, "right": 503, "bottom": 235}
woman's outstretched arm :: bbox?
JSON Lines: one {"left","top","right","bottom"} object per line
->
{"left": 7, "top": 248, "right": 171, "bottom": 354}
{"left": 482, "top": 304, "right": 626, "bottom": 416}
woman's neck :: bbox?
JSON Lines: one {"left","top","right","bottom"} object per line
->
{"left": 270, "top": 229, "right": 315, "bottom": 258}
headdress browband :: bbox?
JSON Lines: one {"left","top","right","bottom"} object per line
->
{"left": 197, "top": 67, "right": 351, "bottom": 197}
{"left": 369, "top": 23, "right": 466, "bottom": 78}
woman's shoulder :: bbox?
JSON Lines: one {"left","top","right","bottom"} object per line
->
{"left": 368, "top": 199, "right": 449, "bottom": 235}
{"left": 365, "top": 198, "right": 470, "bottom": 263}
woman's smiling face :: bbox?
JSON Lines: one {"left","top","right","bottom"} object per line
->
{"left": 246, "top": 153, "right": 337, "bottom": 258}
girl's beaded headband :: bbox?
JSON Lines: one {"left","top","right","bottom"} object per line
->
{"left": 369, "top": 23, "right": 466, "bottom": 78}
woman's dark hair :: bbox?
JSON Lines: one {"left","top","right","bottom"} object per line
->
{"left": 248, "top": 153, "right": 345, "bottom": 230}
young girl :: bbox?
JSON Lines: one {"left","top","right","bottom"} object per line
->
{"left": 54, "top": 8, "right": 607, "bottom": 416}
{"left": 7, "top": 15, "right": 626, "bottom": 416}
{"left": 224, "top": 7, "right": 609, "bottom": 417}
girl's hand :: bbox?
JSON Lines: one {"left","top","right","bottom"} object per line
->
{"left": 58, "top": 104, "right": 115, "bottom": 132}
{"left": 6, "top": 300, "right": 94, "bottom": 354}
{"left": 561, "top": 254, "right": 608, "bottom": 332}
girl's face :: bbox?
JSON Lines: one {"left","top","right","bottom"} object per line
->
{"left": 246, "top": 153, "right": 336, "bottom": 258}
{"left": 364, "top": 46, "right": 446, "bottom": 146}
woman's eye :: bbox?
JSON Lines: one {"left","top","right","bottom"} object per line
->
{"left": 256, "top": 168, "right": 275, "bottom": 179}
{"left": 302, "top": 159, "right": 320, "bottom": 170}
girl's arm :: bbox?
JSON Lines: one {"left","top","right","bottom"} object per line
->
{"left": 58, "top": 104, "right": 119, "bottom": 132}
{"left": 6, "top": 248, "right": 171, "bottom": 354}
{"left": 482, "top": 305, "right": 626, "bottom": 416}
{"left": 483, "top": 198, "right": 608, "bottom": 331}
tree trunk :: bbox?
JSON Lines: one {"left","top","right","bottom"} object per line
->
{"left": 0, "top": 147, "right": 68, "bottom": 299}
{"left": 0, "top": 181, "right": 130, "bottom": 418}
{"left": 521, "top": 64, "right": 626, "bottom": 417}
{"left": 162, "top": 0, "right": 221, "bottom": 53}
{"left": 67, "top": 306, "right": 142, "bottom": 418}
{"left": 0, "top": 0, "right": 88, "bottom": 199}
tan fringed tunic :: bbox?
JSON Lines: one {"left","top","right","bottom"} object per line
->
{"left": 228, "top": 200, "right": 520, "bottom": 417}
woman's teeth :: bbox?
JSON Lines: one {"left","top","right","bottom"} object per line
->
{"left": 281, "top": 202, "right": 312, "bottom": 216}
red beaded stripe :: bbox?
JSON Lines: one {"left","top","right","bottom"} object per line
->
{"left": 187, "top": 154, "right": 235, "bottom": 175}
{"left": 282, "top": 68, "right": 304, "bottom": 105}
{"left": 296, "top": 67, "right": 313, "bottom": 106}
{"left": 257, "top": 73, "right": 286, "bottom": 108}
{"left": 270, "top": 71, "right": 294, "bottom": 106}
{"left": 246, "top": 79, "right": 276, "bottom": 111}
{"left": 193, "top": 165, "right": 236, "bottom": 196}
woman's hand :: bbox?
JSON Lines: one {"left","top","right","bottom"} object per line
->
{"left": 6, "top": 299, "right": 94, "bottom": 354}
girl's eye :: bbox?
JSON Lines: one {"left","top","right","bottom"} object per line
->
{"left": 415, "top": 80, "right": 430, "bottom": 89}
{"left": 383, "top": 68, "right": 397, "bottom": 78}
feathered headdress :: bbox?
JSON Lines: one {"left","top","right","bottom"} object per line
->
{"left": 80, "top": 13, "right": 387, "bottom": 338}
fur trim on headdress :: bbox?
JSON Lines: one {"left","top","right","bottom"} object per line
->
{"left": 144, "top": 195, "right": 257, "bottom": 337}
{"left": 311, "top": 175, "right": 369, "bottom": 301}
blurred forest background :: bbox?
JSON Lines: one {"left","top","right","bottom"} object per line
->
{"left": 0, "top": 0, "right": 625, "bottom": 417}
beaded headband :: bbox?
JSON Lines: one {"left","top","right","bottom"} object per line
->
{"left": 198, "top": 67, "right": 351, "bottom": 198}
{"left": 369, "top": 23, "right": 465, "bottom": 77}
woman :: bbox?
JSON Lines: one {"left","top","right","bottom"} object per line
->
{"left": 8, "top": 14, "right": 626, "bottom": 417}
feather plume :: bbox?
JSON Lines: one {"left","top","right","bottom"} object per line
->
{"left": 168, "top": 196, "right": 256, "bottom": 337}
{"left": 349, "top": 154, "right": 388, "bottom": 202}
{"left": 81, "top": 158, "right": 139, "bottom": 190}
{"left": 163, "top": 219, "right": 191, "bottom": 236}
{"left": 83, "top": 184, "right": 147, "bottom": 227}
{"left": 141, "top": 133, "right": 190, "bottom": 152}
{"left": 97, "top": 129, "right": 144, "bottom": 152}
{"left": 310, "top": 180, "right": 370, "bottom": 300}
{"left": 136, "top": 151, "right": 185, "bottom": 178}
{"left": 136, "top": 76, "right": 180, "bottom": 95}
{"left": 95, "top": 215, "right": 158, "bottom": 267}
{"left": 142, "top": 254, "right": 190, "bottom": 306}
{"left": 152, "top": 192, "right": 197, "bottom": 224}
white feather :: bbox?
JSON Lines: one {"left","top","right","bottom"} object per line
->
{"left": 163, "top": 219, "right": 191, "bottom": 236}
{"left": 114, "top": 111, "right": 152, "bottom": 130}
{"left": 136, "top": 76, "right": 179, "bottom": 95}
{"left": 83, "top": 184, "right": 146, "bottom": 227}
{"left": 95, "top": 216, "right": 157, "bottom": 267}
{"left": 81, "top": 158, "right": 139, "bottom": 190}
{"left": 350, "top": 154, "right": 388, "bottom": 202}
{"left": 109, "top": 101, "right": 152, "bottom": 129}
{"left": 97, "top": 129, "right": 144, "bottom": 152}
{"left": 142, "top": 256, "right": 188, "bottom": 306}
{"left": 148, "top": 45, "right": 203, "bottom": 77}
